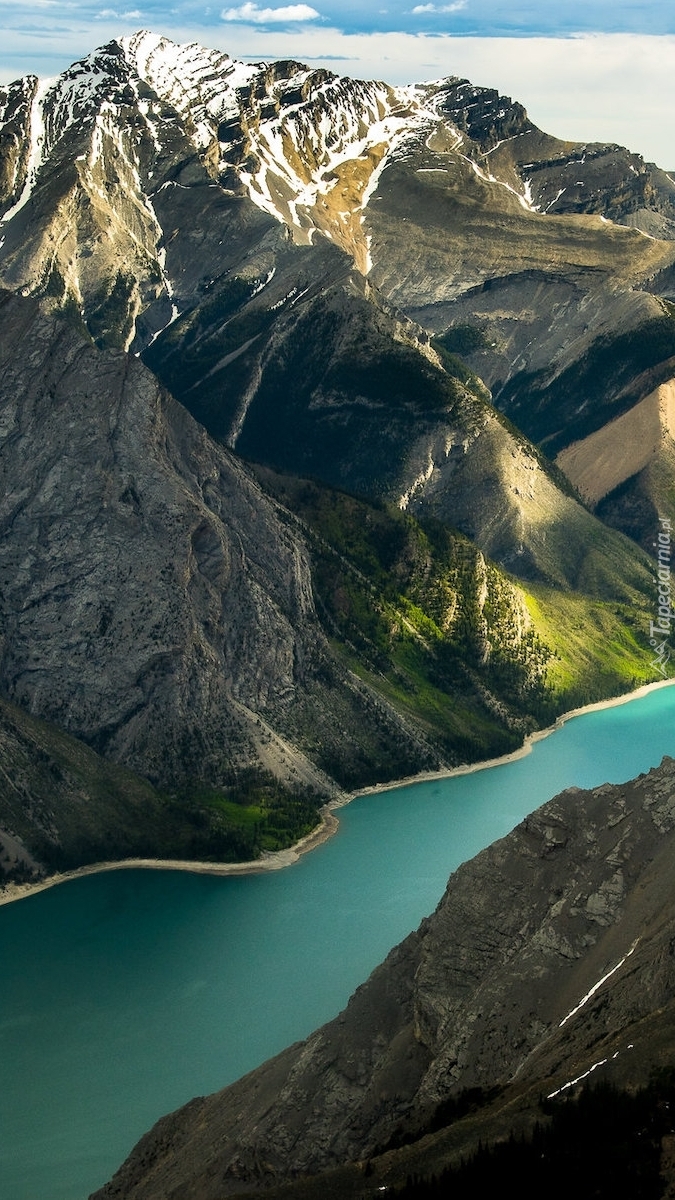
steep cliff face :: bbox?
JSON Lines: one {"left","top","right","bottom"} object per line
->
{"left": 0, "top": 290, "right": 446, "bottom": 798}
{"left": 0, "top": 289, "right": 656, "bottom": 872}
{"left": 93, "top": 753, "right": 675, "bottom": 1199}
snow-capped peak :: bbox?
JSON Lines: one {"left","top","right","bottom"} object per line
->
{"left": 118, "top": 31, "right": 262, "bottom": 150}
{"left": 0, "top": 31, "right": 548, "bottom": 293}
{"left": 97, "top": 32, "right": 444, "bottom": 263}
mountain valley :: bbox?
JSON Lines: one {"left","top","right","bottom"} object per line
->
{"left": 1, "top": 32, "right": 671, "bottom": 878}
{"left": 94, "top": 752, "right": 675, "bottom": 1200}
{"left": 2, "top": 30, "right": 675, "bottom": 1199}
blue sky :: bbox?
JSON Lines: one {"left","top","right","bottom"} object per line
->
{"left": 215, "top": 1, "right": 674, "bottom": 37}
{"left": 1, "top": 1, "right": 674, "bottom": 164}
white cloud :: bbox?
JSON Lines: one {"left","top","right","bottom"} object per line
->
{"left": 96, "top": 7, "right": 142, "bottom": 16}
{"left": 412, "top": 2, "right": 467, "bottom": 13}
{"left": 0, "top": 0, "right": 66, "bottom": 6}
{"left": 221, "top": 3, "right": 320, "bottom": 22}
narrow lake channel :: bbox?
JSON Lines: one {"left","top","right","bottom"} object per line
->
{"left": 2, "top": 682, "right": 675, "bottom": 1200}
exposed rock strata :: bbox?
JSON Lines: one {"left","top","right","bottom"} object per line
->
{"left": 0, "top": 291, "right": 437, "bottom": 792}
{"left": 94, "top": 754, "right": 675, "bottom": 1199}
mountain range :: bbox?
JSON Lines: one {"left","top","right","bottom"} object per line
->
{"left": 1, "top": 31, "right": 673, "bottom": 879}
{"left": 2, "top": 26, "right": 675, "bottom": 1200}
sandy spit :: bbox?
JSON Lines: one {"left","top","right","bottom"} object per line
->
{"left": 2, "top": 677, "right": 674, "bottom": 908}
{"left": 0, "top": 809, "right": 340, "bottom": 908}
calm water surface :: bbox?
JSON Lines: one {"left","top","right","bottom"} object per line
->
{"left": 2, "top": 684, "right": 675, "bottom": 1200}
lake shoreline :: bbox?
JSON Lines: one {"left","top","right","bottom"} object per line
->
{"left": 343, "top": 676, "right": 675, "bottom": 802}
{"left": 3, "top": 676, "right": 674, "bottom": 908}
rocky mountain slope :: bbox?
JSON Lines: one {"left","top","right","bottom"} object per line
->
{"left": 1, "top": 30, "right": 674, "bottom": 1196}
{"left": 2, "top": 32, "right": 675, "bottom": 559}
{"left": 0, "top": 288, "right": 458, "bottom": 869}
{"left": 555, "top": 378, "right": 675, "bottom": 554}
{"left": 0, "top": 33, "right": 670, "bottom": 872}
{"left": 0, "top": 289, "right": 333, "bottom": 792}
{"left": 7, "top": 288, "right": 632, "bottom": 875}
{"left": 94, "top": 751, "right": 675, "bottom": 1200}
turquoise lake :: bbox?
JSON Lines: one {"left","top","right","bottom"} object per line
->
{"left": 2, "top": 683, "right": 675, "bottom": 1200}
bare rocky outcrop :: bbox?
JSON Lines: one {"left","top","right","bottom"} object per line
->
{"left": 2, "top": 33, "right": 675, "bottom": 561}
{"left": 93, "top": 755, "right": 675, "bottom": 1199}
{"left": 0, "top": 290, "right": 437, "bottom": 792}
{"left": 557, "top": 379, "right": 675, "bottom": 505}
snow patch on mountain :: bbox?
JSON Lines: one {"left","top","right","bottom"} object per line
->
{"left": 121, "top": 30, "right": 260, "bottom": 150}
{"left": 462, "top": 152, "right": 540, "bottom": 212}
{"left": 0, "top": 78, "right": 52, "bottom": 225}
{"left": 0, "top": 31, "right": 545, "bottom": 268}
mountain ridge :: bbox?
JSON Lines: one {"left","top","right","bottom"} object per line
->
{"left": 2, "top": 31, "right": 675, "bottom": 1199}
{"left": 3, "top": 31, "right": 674, "bottom": 347}
{"left": 7, "top": 287, "right": 643, "bottom": 879}
{"left": 92, "top": 751, "right": 675, "bottom": 1200}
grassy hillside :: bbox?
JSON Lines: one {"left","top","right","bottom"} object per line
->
{"left": 254, "top": 470, "right": 663, "bottom": 757}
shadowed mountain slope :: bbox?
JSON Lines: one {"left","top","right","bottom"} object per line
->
{"left": 0, "top": 291, "right": 455, "bottom": 813}
{"left": 0, "top": 693, "right": 249, "bottom": 880}
{"left": 94, "top": 751, "right": 675, "bottom": 1200}
{"left": 6, "top": 290, "right": 649, "bottom": 874}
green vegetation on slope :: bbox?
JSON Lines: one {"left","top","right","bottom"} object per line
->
{"left": 523, "top": 587, "right": 654, "bottom": 706}
{"left": 435, "top": 324, "right": 491, "bottom": 357}
{"left": 176, "top": 773, "right": 320, "bottom": 857}
{"left": 254, "top": 471, "right": 662, "bottom": 766}
{"left": 0, "top": 697, "right": 321, "bottom": 877}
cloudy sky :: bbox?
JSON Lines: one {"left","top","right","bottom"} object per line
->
{"left": 1, "top": 1, "right": 674, "bottom": 164}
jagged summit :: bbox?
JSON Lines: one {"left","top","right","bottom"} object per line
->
{"left": 0, "top": 32, "right": 545, "bottom": 262}
{"left": 2, "top": 29, "right": 671, "bottom": 336}
{"left": 0, "top": 31, "right": 460, "bottom": 276}
{"left": 1, "top": 29, "right": 675, "bottom": 562}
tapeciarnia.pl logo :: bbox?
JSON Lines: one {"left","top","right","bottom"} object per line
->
{"left": 650, "top": 515, "right": 673, "bottom": 678}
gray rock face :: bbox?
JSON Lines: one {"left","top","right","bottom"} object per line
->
{"left": 94, "top": 754, "right": 675, "bottom": 1198}
{"left": 0, "top": 290, "right": 306, "bottom": 785}
{"left": 0, "top": 75, "right": 36, "bottom": 212}
{"left": 0, "top": 291, "right": 436, "bottom": 790}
